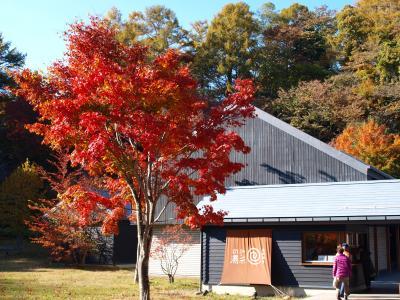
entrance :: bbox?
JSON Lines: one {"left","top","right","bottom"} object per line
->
{"left": 388, "top": 225, "right": 400, "bottom": 272}
{"left": 113, "top": 220, "right": 138, "bottom": 264}
{"left": 369, "top": 225, "right": 400, "bottom": 294}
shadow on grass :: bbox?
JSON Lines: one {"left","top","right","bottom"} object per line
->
{"left": 71, "top": 265, "right": 129, "bottom": 272}
{"left": 0, "top": 240, "right": 125, "bottom": 273}
{"left": 0, "top": 257, "right": 50, "bottom": 272}
{"left": 0, "top": 255, "right": 129, "bottom": 272}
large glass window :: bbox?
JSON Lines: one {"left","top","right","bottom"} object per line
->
{"left": 303, "top": 232, "right": 339, "bottom": 263}
{"left": 302, "top": 231, "right": 368, "bottom": 264}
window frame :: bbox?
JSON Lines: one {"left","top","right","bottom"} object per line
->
{"left": 301, "top": 231, "right": 346, "bottom": 266}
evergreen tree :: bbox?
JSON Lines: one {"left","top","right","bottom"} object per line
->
{"left": 0, "top": 33, "right": 25, "bottom": 110}
{"left": 0, "top": 34, "right": 27, "bottom": 181}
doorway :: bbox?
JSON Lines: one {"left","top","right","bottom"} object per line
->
{"left": 388, "top": 225, "right": 400, "bottom": 272}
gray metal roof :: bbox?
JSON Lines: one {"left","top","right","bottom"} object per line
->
{"left": 254, "top": 107, "right": 393, "bottom": 179}
{"left": 198, "top": 180, "right": 400, "bottom": 222}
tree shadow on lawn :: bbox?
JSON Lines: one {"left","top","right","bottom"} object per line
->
{"left": 0, "top": 254, "right": 128, "bottom": 272}
{"left": 0, "top": 242, "right": 126, "bottom": 273}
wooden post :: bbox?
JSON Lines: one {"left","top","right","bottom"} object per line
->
{"left": 396, "top": 225, "right": 400, "bottom": 271}
{"left": 374, "top": 226, "right": 378, "bottom": 274}
{"left": 387, "top": 226, "right": 391, "bottom": 272}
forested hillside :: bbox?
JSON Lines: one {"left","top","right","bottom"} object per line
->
{"left": 103, "top": 0, "right": 400, "bottom": 176}
{"left": 1, "top": 0, "right": 399, "bottom": 181}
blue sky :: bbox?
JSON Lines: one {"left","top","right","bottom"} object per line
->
{"left": 0, "top": 1, "right": 354, "bottom": 70}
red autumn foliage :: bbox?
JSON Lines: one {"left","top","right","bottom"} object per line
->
{"left": 12, "top": 18, "right": 255, "bottom": 299}
{"left": 27, "top": 150, "right": 107, "bottom": 264}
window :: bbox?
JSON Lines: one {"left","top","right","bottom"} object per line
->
{"left": 303, "top": 232, "right": 339, "bottom": 264}
{"left": 302, "top": 231, "right": 368, "bottom": 265}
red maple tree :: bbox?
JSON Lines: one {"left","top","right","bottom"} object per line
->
{"left": 27, "top": 150, "right": 106, "bottom": 265}
{"left": 13, "top": 18, "right": 255, "bottom": 299}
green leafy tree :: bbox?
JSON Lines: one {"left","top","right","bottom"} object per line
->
{"left": 192, "top": 2, "right": 260, "bottom": 97}
{"left": 268, "top": 0, "right": 400, "bottom": 142}
{"left": 334, "top": 4, "right": 371, "bottom": 63}
{"left": 0, "top": 160, "right": 43, "bottom": 242}
{"left": 332, "top": 0, "right": 400, "bottom": 141}
{"left": 336, "top": 0, "right": 400, "bottom": 82}
{"left": 187, "top": 20, "right": 208, "bottom": 55}
{"left": 258, "top": 3, "right": 337, "bottom": 98}
{"left": 105, "top": 6, "right": 189, "bottom": 56}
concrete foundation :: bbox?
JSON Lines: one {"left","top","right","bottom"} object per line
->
{"left": 201, "top": 283, "right": 338, "bottom": 298}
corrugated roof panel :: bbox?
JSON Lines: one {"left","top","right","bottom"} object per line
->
{"left": 197, "top": 180, "right": 400, "bottom": 219}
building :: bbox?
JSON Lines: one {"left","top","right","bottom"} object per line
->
{"left": 112, "top": 107, "right": 392, "bottom": 276}
{"left": 198, "top": 180, "right": 400, "bottom": 297}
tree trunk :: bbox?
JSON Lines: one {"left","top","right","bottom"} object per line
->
{"left": 137, "top": 228, "right": 153, "bottom": 300}
{"left": 72, "top": 249, "right": 78, "bottom": 265}
{"left": 168, "top": 274, "right": 174, "bottom": 283}
{"left": 133, "top": 266, "right": 139, "bottom": 283}
{"left": 226, "top": 71, "right": 233, "bottom": 95}
{"left": 80, "top": 250, "right": 87, "bottom": 265}
{"left": 133, "top": 243, "right": 140, "bottom": 283}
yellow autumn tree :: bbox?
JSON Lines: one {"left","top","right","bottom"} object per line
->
{"left": 0, "top": 159, "right": 43, "bottom": 243}
{"left": 332, "top": 120, "right": 400, "bottom": 177}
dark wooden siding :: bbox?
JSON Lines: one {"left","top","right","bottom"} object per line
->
{"left": 202, "top": 225, "right": 367, "bottom": 288}
{"left": 272, "top": 230, "right": 332, "bottom": 287}
{"left": 225, "top": 117, "right": 366, "bottom": 187}
{"left": 156, "top": 117, "right": 371, "bottom": 223}
{"left": 202, "top": 226, "right": 226, "bottom": 284}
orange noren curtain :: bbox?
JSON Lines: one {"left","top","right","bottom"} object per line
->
{"left": 220, "top": 229, "right": 272, "bottom": 285}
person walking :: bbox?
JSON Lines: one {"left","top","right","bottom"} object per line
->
{"left": 339, "top": 243, "right": 352, "bottom": 297}
{"left": 333, "top": 245, "right": 352, "bottom": 300}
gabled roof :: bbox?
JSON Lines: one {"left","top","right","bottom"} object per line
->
{"left": 254, "top": 107, "right": 393, "bottom": 179}
{"left": 198, "top": 179, "right": 400, "bottom": 222}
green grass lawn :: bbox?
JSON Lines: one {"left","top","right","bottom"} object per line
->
{"left": 0, "top": 242, "right": 286, "bottom": 299}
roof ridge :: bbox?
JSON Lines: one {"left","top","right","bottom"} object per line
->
{"left": 226, "top": 179, "right": 400, "bottom": 190}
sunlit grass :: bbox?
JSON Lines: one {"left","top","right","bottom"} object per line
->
{"left": 0, "top": 242, "right": 285, "bottom": 299}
